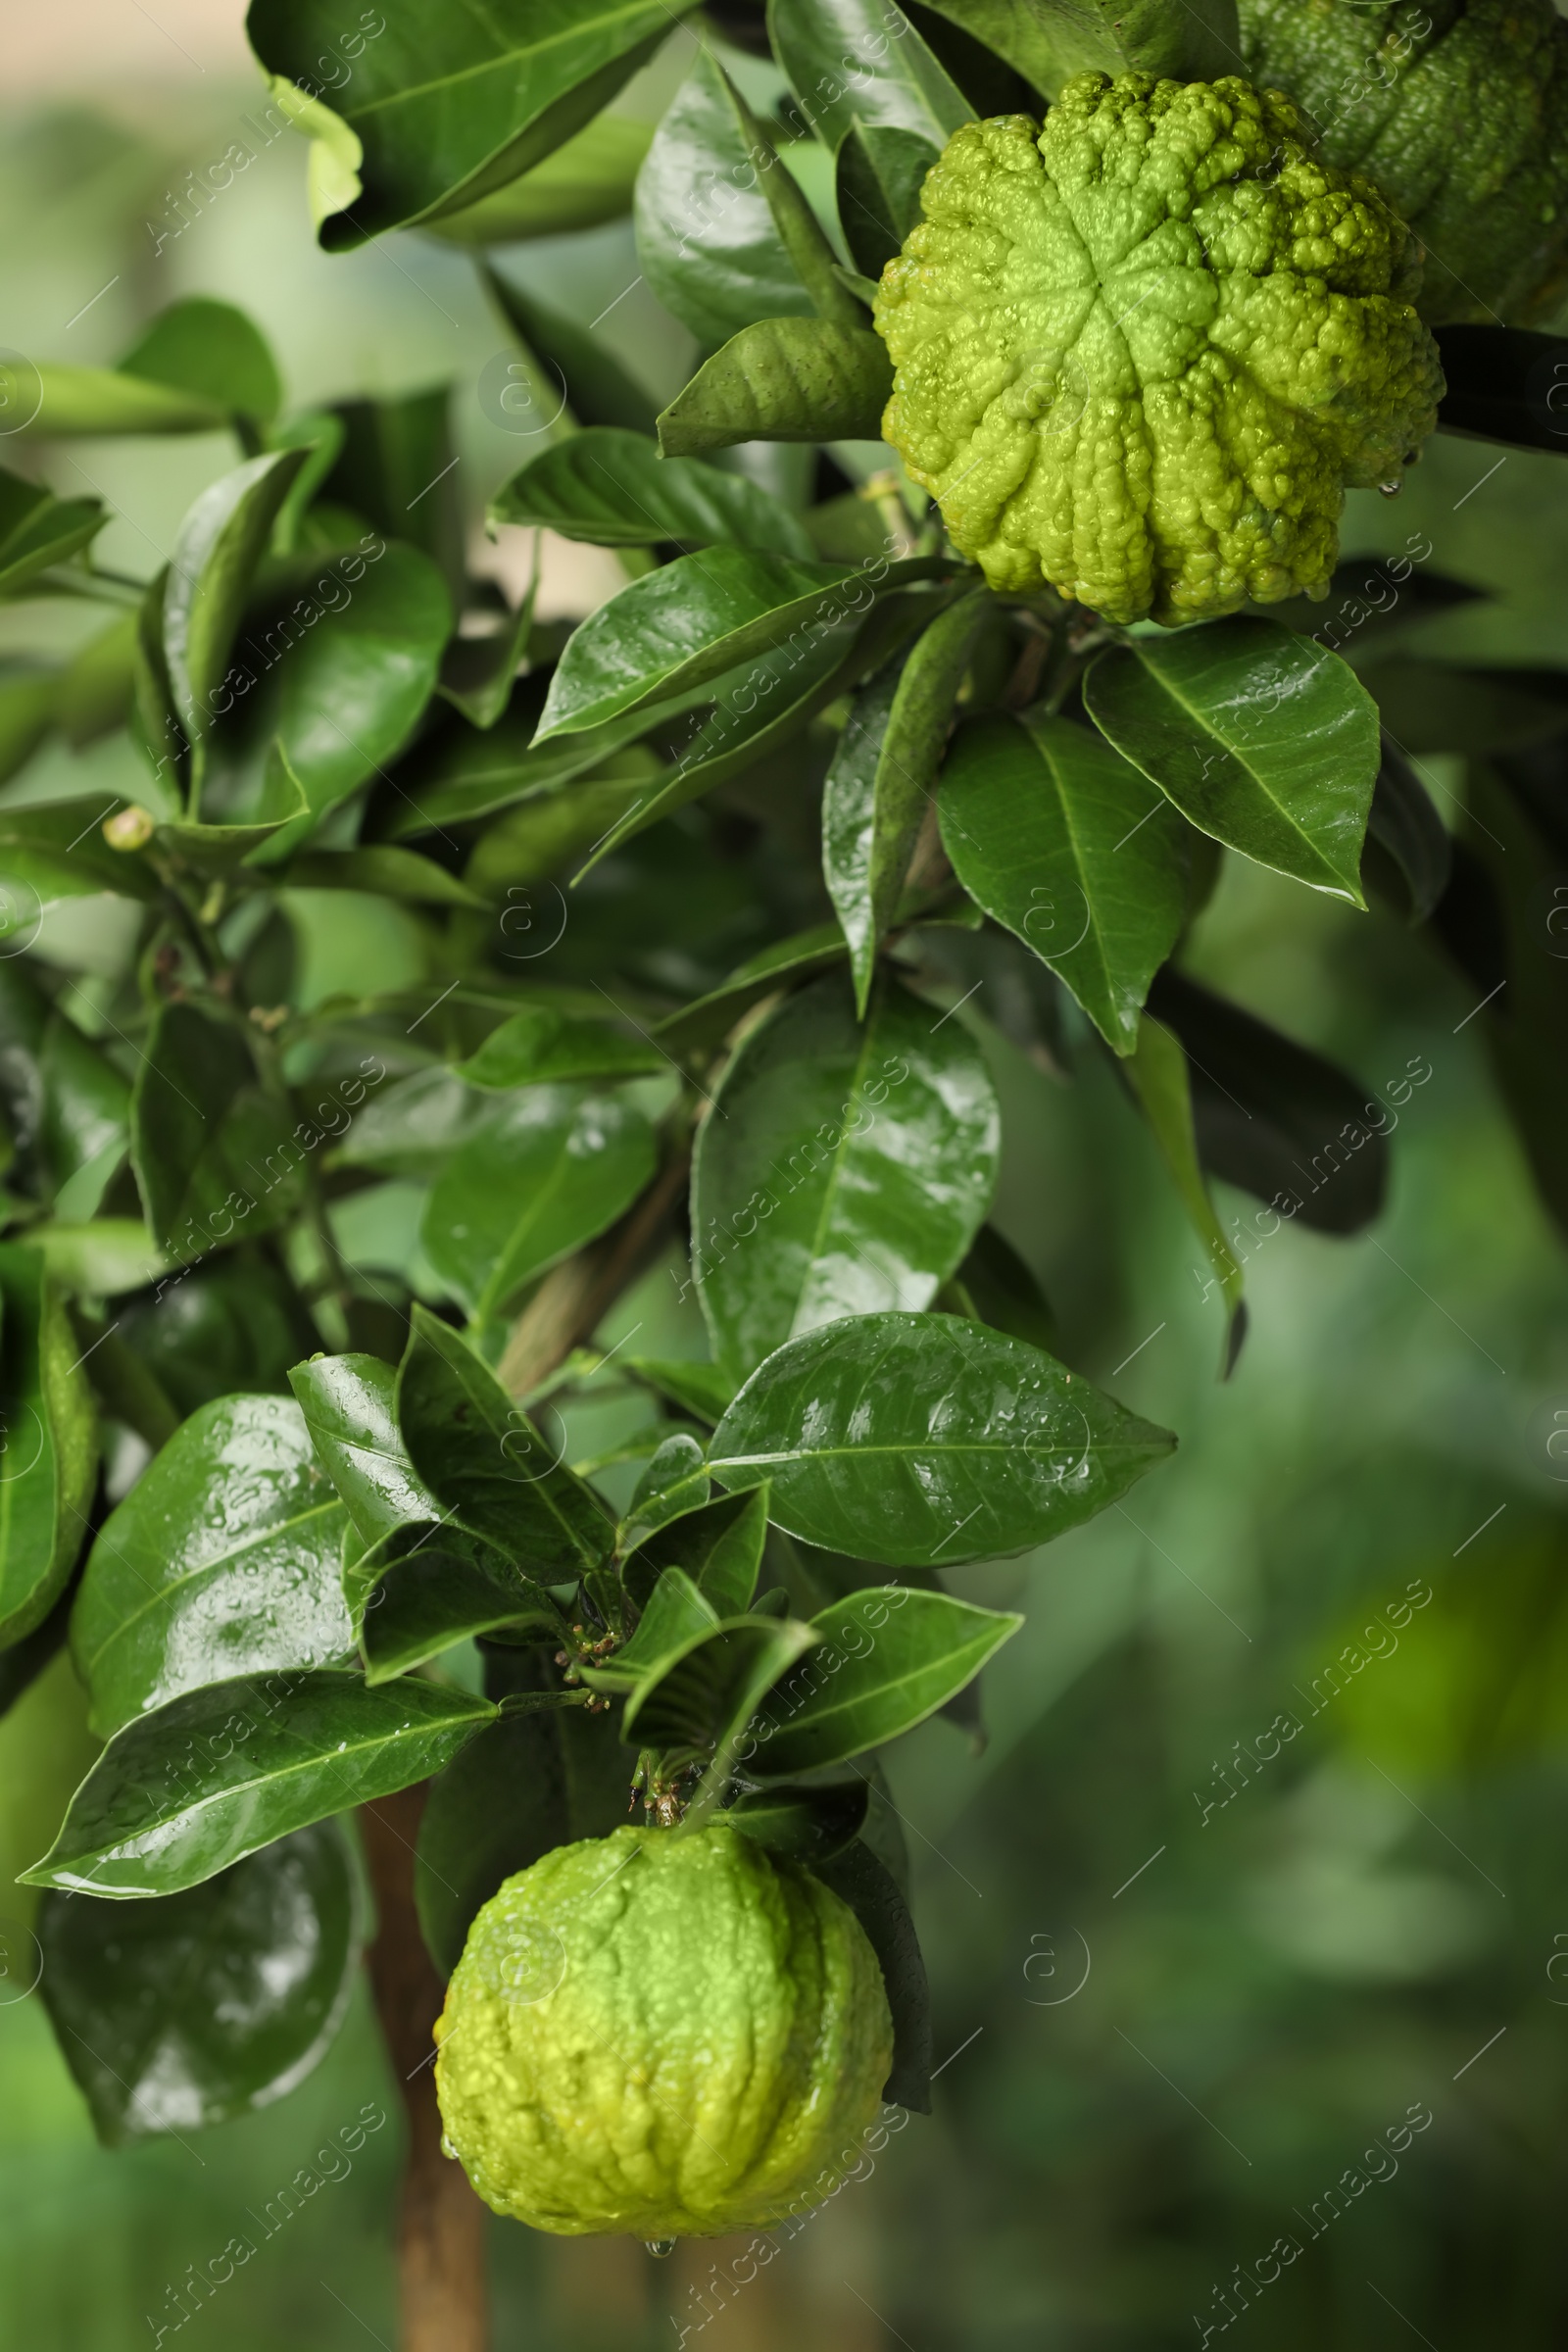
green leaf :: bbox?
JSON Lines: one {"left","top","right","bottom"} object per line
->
{"left": 727, "top": 1779, "right": 867, "bottom": 1860}
{"left": 38, "top": 1821, "right": 362, "bottom": 2146}
{"left": 636, "top": 50, "right": 859, "bottom": 348}
{"left": 638, "top": 1485, "right": 769, "bottom": 1617}
{"left": 282, "top": 843, "right": 487, "bottom": 906}
{"left": 482, "top": 267, "right": 659, "bottom": 436}
{"left": 657, "top": 318, "right": 893, "bottom": 456}
{"left": 27, "top": 365, "right": 227, "bottom": 437}
{"left": 917, "top": 0, "right": 1239, "bottom": 91}
{"left": 247, "top": 0, "right": 683, "bottom": 246}
{"left": 424, "top": 113, "right": 652, "bottom": 243}
{"left": 746, "top": 1586, "right": 1019, "bottom": 1774}
{"left": 361, "top": 1529, "right": 564, "bottom": 1683}
{"left": 537, "top": 550, "right": 860, "bottom": 740}
{"left": 583, "top": 1565, "right": 719, "bottom": 1693}
{"left": 70, "top": 1394, "right": 353, "bottom": 1740}
{"left": 327, "top": 1067, "right": 498, "bottom": 1181}
{"left": 197, "top": 542, "right": 454, "bottom": 853}
{"left": 0, "top": 1246, "right": 98, "bottom": 1649}
{"left": 949, "top": 1223, "right": 1058, "bottom": 1354}
{"left": 1366, "top": 738, "right": 1451, "bottom": 923}
{"left": 21, "top": 1669, "right": 495, "bottom": 1898}
{"left": 616, "top": 1436, "right": 710, "bottom": 1560}
{"left": 0, "top": 667, "right": 57, "bottom": 788}
{"left": 455, "top": 1007, "right": 664, "bottom": 1090}
{"left": 623, "top": 1356, "right": 738, "bottom": 1426}
{"left": 116, "top": 1258, "right": 314, "bottom": 1425}
{"left": 809, "top": 1837, "right": 929, "bottom": 2109}
{"left": 421, "top": 1084, "right": 657, "bottom": 1326}
{"left": 287, "top": 1352, "right": 441, "bottom": 1552}
{"left": 397, "top": 1305, "right": 613, "bottom": 1577}
{"left": 162, "top": 449, "right": 311, "bottom": 760}
{"left": 693, "top": 972, "right": 1000, "bottom": 1385}
{"left": 940, "top": 708, "right": 1190, "bottom": 1053}
{"left": 651, "top": 922, "right": 850, "bottom": 1058}
{"left": 0, "top": 467, "right": 106, "bottom": 599}
{"left": 1125, "top": 1011, "right": 1245, "bottom": 1370}
{"left": 1083, "top": 621, "right": 1380, "bottom": 905}
{"left": 58, "top": 611, "right": 138, "bottom": 748}
{"left": 491, "top": 427, "right": 816, "bottom": 557}
{"left": 156, "top": 740, "right": 309, "bottom": 866}
{"left": 438, "top": 581, "right": 536, "bottom": 733}
{"left": 623, "top": 1614, "right": 818, "bottom": 1767}
{"left": 130, "top": 1001, "right": 304, "bottom": 1255}
{"left": 710, "top": 1310, "right": 1175, "bottom": 1566}
{"left": 1363, "top": 659, "right": 1568, "bottom": 756}
{"left": 34, "top": 1004, "right": 132, "bottom": 1220}
{"left": 835, "top": 122, "right": 938, "bottom": 277}
{"left": 320, "top": 387, "right": 464, "bottom": 591}
{"left": 824, "top": 590, "right": 986, "bottom": 1009}
{"left": 0, "top": 796, "right": 159, "bottom": 908}
{"left": 416, "top": 1646, "right": 630, "bottom": 1976}
{"left": 382, "top": 691, "right": 687, "bottom": 838}
{"left": 118, "top": 298, "right": 283, "bottom": 428}
{"left": 769, "top": 0, "right": 974, "bottom": 150}
{"left": 24, "top": 1221, "right": 167, "bottom": 1300}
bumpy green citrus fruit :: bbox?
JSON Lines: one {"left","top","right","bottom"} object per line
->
{"left": 433, "top": 1824, "right": 894, "bottom": 2237}
{"left": 873, "top": 74, "right": 1444, "bottom": 625}
{"left": 1238, "top": 0, "right": 1568, "bottom": 324}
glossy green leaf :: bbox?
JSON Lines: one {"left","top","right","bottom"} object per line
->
{"left": 616, "top": 1435, "right": 710, "bottom": 1561}
{"left": 0, "top": 796, "right": 159, "bottom": 907}
{"left": 918, "top": 0, "right": 1238, "bottom": 92}
{"left": 0, "top": 1246, "right": 98, "bottom": 1649}
{"left": 536, "top": 550, "right": 858, "bottom": 740}
{"left": 382, "top": 690, "right": 690, "bottom": 838}
{"left": 636, "top": 50, "right": 859, "bottom": 349}
{"left": 583, "top": 1565, "right": 719, "bottom": 1693}
{"left": 71, "top": 1394, "right": 351, "bottom": 1740}
{"left": 1084, "top": 621, "right": 1379, "bottom": 905}
{"left": 360, "top": 1528, "right": 564, "bottom": 1683}
{"left": 1126, "top": 1011, "right": 1245, "bottom": 1370}
{"left": 427, "top": 113, "right": 652, "bottom": 242}
{"left": 397, "top": 1305, "right": 613, "bottom": 1578}
{"left": 1366, "top": 738, "right": 1452, "bottom": 923}
{"left": 416, "top": 1647, "right": 630, "bottom": 1976}
{"left": 197, "top": 542, "right": 453, "bottom": 852}
{"left": 20, "top": 1668, "right": 495, "bottom": 1898}
{"left": 37, "top": 1821, "right": 361, "bottom": 2145}
{"left": 622, "top": 1614, "right": 818, "bottom": 1768}
{"left": 835, "top": 121, "right": 938, "bottom": 277}
{"left": 769, "top": 0, "right": 973, "bottom": 150}
{"left": 162, "top": 449, "right": 310, "bottom": 756}
{"left": 327, "top": 1067, "right": 499, "bottom": 1180}
{"left": 491, "top": 428, "right": 815, "bottom": 558}
{"left": 118, "top": 298, "right": 282, "bottom": 427}
{"left": 824, "top": 591, "right": 985, "bottom": 1009}
{"left": 710, "top": 1310, "right": 1175, "bottom": 1566}
{"left": 455, "top": 1007, "right": 663, "bottom": 1091}
{"left": 693, "top": 972, "right": 1000, "bottom": 1385}
{"left": 130, "top": 1001, "right": 304, "bottom": 1255}
{"left": 651, "top": 922, "right": 851, "bottom": 1058}
{"left": 421, "top": 1083, "right": 657, "bottom": 1325}
{"left": 27, "top": 364, "right": 227, "bottom": 437}
{"left": 0, "top": 467, "right": 106, "bottom": 599}
{"left": 288, "top": 1352, "right": 441, "bottom": 1551}
{"left": 727, "top": 1778, "right": 867, "bottom": 1860}
{"left": 639, "top": 1486, "right": 769, "bottom": 1617}
{"left": 810, "top": 1837, "right": 929, "bottom": 2109}
{"left": 746, "top": 1586, "right": 1019, "bottom": 1774}
{"left": 247, "top": 0, "right": 682, "bottom": 246}
{"left": 940, "top": 708, "right": 1190, "bottom": 1053}
{"left": 482, "top": 268, "right": 659, "bottom": 436}
{"left": 24, "top": 1221, "right": 168, "bottom": 1301}
{"left": 657, "top": 318, "right": 893, "bottom": 457}
{"left": 35, "top": 1005, "right": 131, "bottom": 1220}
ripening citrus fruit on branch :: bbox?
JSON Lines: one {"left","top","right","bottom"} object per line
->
{"left": 433, "top": 1824, "right": 894, "bottom": 2237}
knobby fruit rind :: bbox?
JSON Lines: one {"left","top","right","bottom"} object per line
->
{"left": 433, "top": 1823, "right": 894, "bottom": 2237}
{"left": 873, "top": 75, "right": 1445, "bottom": 625}
{"left": 1238, "top": 0, "right": 1568, "bottom": 325}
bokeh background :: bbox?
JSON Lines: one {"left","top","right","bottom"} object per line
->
{"left": 5, "top": 8, "right": 1568, "bottom": 2347}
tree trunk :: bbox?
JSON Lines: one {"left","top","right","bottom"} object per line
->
{"left": 361, "top": 1785, "right": 488, "bottom": 2352}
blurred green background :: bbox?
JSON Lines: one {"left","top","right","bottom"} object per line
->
{"left": 5, "top": 10, "right": 1568, "bottom": 2347}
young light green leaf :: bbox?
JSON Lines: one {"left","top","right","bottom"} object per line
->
{"left": 769, "top": 0, "right": 974, "bottom": 150}
{"left": 421, "top": 1084, "right": 657, "bottom": 1326}
{"left": 20, "top": 1669, "right": 496, "bottom": 1898}
{"left": 710, "top": 1310, "right": 1175, "bottom": 1566}
{"left": 288, "top": 1352, "right": 441, "bottom": 1550}
{"left": 397, "top": 1305, "right": 613, "bottom": 1579}
{"left": 657, "top": 318, "right": 893, "bottom": 457}
{"left": 70, "top": 1395, "right": 354, "bottom": 1740}
{"left": 616, "top": 1435, "right": 711, "bottom": 1561}
{"left": 1083, "top": 621, "right": 1380, "bottom": 905}
{"left": 535, "top": 550, "right": 859, "bottom": 740}
{"left": 162, "top": 448, "right": 310, "bottom": 756}
{"left": 824, "top": 590, "right": 986, "bottom": 1009}
{"left": 939, "top": 708, "right": 1190, "bottom": 1053}
{"left": 38, "top": 1821, "right": 362, "bottom": 2146}
{"left": 27, "top": 365, "right": 226, "bottom": 437}
{"left": 693, "top": 972, "right": 1000, "bottom": 1384}
{"left": 491, "top": 428, "right": 816, "bottom": 558}
{"left": 130, "top": 1001, "right": 304, "bottom": 1254}
{"left": 455, "top": 1007, "right": 664, "bottom": 1090}
{"left": 0, "top": 1246, "right": 98, "bottom": 1649}
{"left": 1125, "top": 1011, "right": 1245, "bottom": 1372}
{"left": 361, "top": 1529, "right": 564, "bottom": 1684}
{"left": 247, "top": 0, "right": 679, "bottom": 246}
{"left": 745, "top": 1586, "right": 1020, "bottom": 1774}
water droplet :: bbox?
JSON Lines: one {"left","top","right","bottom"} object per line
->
{"left": 645, "top": 2239, "right": 677, "bottom": 2259}
{"left": 1377, "top": 477, "right": 1403, "bottom": 498}
{"left": 440, "top": 2133, "right": 457, "bottom": 2161}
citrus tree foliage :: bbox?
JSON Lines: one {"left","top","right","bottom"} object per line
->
{"left": 1, "top": 0, "right": 1564, "bottom": 2200}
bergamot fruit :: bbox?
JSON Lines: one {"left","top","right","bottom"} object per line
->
{"left": 873, "top": 74, "right": 1444, "bottom": 625}
{"left": 433, "top": 1823, "right": 894, "bottom": 2237}
{"left": 1238, "top": 0, "right": 1568, "bottom": 325}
